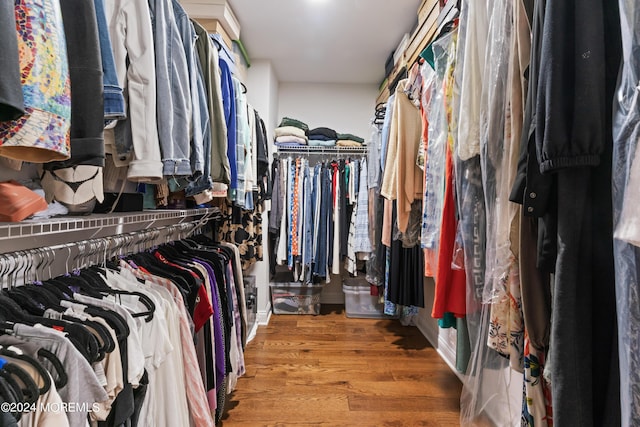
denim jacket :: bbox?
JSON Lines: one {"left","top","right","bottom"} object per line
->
{"left": 148, "top": 0, "right": 191, "bottom": 177}
{"left": 172, "top": 0, "right": 205, "bottom": 178}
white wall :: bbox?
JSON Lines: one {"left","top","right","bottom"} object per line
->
{"left": 278, "top": 82, "right": 378, "bottom": 144}
{"left": 278, "top": 82, "right": 377, "bottom": 303}
{"left": 246, "top": 60, "right": 279, "bottom": 325}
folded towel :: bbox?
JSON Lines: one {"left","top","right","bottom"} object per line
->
{"left": 275, "top": 126, "right": 307, "bottom": 140}
{"left": 278, "top": 117, "right": 309, "bottom": 132}
{"left": 337, "top": 139, "right": 363, "bottom": 147}
{"left": 308, "top": 127, "right": 338, "bottom": 140}
{"left": 336, "top": 133, "right": 364, "bottom": 143}
{"left": 308, "top": 139, "right": 336, "bottom": 147}
{"left": 276, "top": 135, "right": 308, "bottom": 145}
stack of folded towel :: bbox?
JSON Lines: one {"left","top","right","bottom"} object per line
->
{"left": 274, "top": 117, "right": 309, "bottom": 147}
{"left": 336, "top": 133, "right": 365, "bottom": 147}
{"left": 308, "top": 127, "right": 337, "bottom": 147}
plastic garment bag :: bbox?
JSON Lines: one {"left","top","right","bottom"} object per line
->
{"left": 484, "top": 0, "right": 525, "bottom": 368}
{"left": 421, "top": 32, "right": 453, "bottom": 254}
{"left": 612, "top": 1, "right": 640, "bottom": 426}
{"left": 456, "top": 0, "right": 488, "bottom": 161}
{"left": 479, "top": 0, "right": 514, "bottom": 305}
{"left": 458, "top": 0, "right": 523, "bottom": 425}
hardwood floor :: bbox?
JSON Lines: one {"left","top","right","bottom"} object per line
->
{"left": 221, "top": 305, "right": 464, "bottom": 426}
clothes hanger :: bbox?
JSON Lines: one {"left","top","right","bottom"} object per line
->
{"left": 0, "top": 294, "right": 99, "bottom": 364}
{"left": 0, "top": 375, "right": 22, "bottom": 421}
{"left": 1, "top": 288, "right": 46, "bottom": 317}
{"left": 36, "top": 349, "right": 67, "bottom": 390}
{"left": 0, "top": 371, "right": 24, "bottom": 422}
{"left": 0, "top": 347, "right": 51, "bottom": 396}
{"left": 0, "top": 358, "right": 40, "bottom": 405}
{"left": 35, "top": 280, "right": 74, "bottom": 301}
{"left": 0, "top": 296, "right": 36, "bottom": 327}
{"left": 21, "top": 284, "right": 67, "bottom": 313}
{"left": 102, "top": 289, "right": 155, "bottom": 321}
{"left": 57, "top": 274, "right": 107, "bottom": 299}
{"left": 82, "top": 257, "right": 156, "bottom": 322}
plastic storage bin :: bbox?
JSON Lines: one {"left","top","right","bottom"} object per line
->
{"left": 270, "top": 282, "right": 322, "bottom": 315}
{"left": 342, "top": 279, "right": 387, "bottom": 319}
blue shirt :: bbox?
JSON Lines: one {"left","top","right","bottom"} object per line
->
{"left": 219, "top": 59, "right": 237, "bottom": 196}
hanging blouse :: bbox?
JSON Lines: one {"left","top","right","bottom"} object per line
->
{"left": 353, "top": 158, "right": 373, "bottom": 254}
{"left": 0, "top": 1, "right": 24, "bottom": 121}
{"left": 233, "top": 77, "right": 249, "bottom": 207}
{"left": 0, "top": 0, "right": 71, "bottom": 163}
{"left": 457, "top": 0, "right": 489, "bottom": 161}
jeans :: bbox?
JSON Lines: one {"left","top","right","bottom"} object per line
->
{"left": 94, "top": 0, "right": 124, "bottom": 120}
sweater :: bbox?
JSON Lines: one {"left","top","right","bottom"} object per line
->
{"left": 336, "top": 133, "right": 364, "bottom": 143}
{"left": 380, "top": 79, "right": 423, "bottom": 233}
{"left": 308, "top": 127, "right": 338, "bottom": 140}
{"left": 274, "top": 126, "right": 307, "bottom": 140}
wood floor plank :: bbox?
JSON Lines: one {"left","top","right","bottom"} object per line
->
{"left": 221, "top": 306, "right": 464, "bottom": 426}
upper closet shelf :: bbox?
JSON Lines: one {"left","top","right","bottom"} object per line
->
{"left": 0, "top": 208, "right": 220, "bottom": 254}
{"left": 275, "top": 146, "right": 368, "bottom": 156}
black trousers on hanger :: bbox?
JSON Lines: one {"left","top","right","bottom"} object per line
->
{"left": 551, "top": 164, "right": 620, "bottom": 427}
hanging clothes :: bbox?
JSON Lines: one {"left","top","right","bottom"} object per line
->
{"left": 0, "top": 230, "right": 248, "bottom": 427}
{"left": 191, "top": 19, "right": 229, "bottom": 187}
{"left": 218, "top": 203, "right": 264, "bottom": 271}
{"left": 147, "top": 0, "right": 191, "bottom": 177}
{"left": 232, "top": 77, "right": 249, "bottom": 207}
{"left": 353, "top": 158, "right": 373, "bottom": 254}
{"left": 387, "top": 202, "right": 425, "bottom": 308}
{"left": 0, "top": 1, "right": 24, "bottom": 122}
{"left": 172, "top": 0, "right": 205, "bottom": 179}
{"left": 380, "top": 79, "right": 423, "bottom": 234}
{"left": 41, "top": 0, "right": 106, "bottom": 214}
{"left": 0, "top": 0, "right": 71, "bottom": 163}
{"left": 612, "top": 1, "right": 640, "bottom": 426}
{"left": 271, "top": 151, "right": 372, "bottom": 283}
{"left": 103, "top": 0, "right": 163, "bottom": 182}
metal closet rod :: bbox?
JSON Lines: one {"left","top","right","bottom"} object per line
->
{"left": 0, "top": 217, "right": 214, "bottom": 289}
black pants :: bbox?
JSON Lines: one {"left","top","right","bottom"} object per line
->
{"left": 551, "top": 165, "right": 620, "bottom": 426}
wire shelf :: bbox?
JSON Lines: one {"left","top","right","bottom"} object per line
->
{"left": 0, "top": 208, "right": 220, "bottom": 254}
{"left": 275, "top": 145, "right": 369, "bottom": 156}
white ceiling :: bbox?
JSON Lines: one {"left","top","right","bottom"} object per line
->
{"left": 227, "top": 0, "right": 421, "bottom": 85}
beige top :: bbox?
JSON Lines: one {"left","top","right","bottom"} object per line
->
{"left": 381, "top": 79, "right": 424, "bottom": 233}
